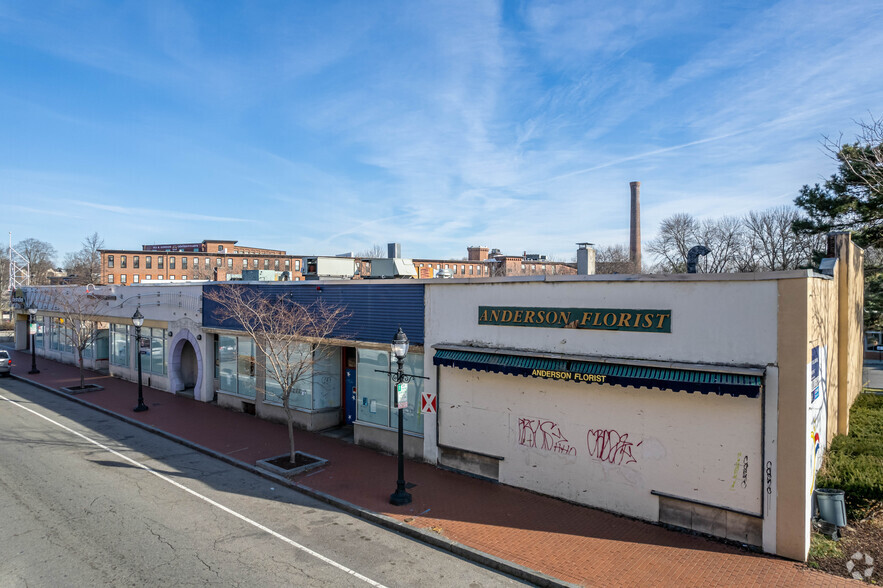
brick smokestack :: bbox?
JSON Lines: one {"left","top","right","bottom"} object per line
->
{"left": 629, "top": 181, "right": 641, "bottom": 272}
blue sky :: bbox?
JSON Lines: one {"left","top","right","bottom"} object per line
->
{"left": 2, "top": 1, "right": 882, "bottom": 263}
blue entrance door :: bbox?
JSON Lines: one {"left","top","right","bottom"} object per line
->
{"left": 344, "top": 350, "right": 357, "bottom": 424}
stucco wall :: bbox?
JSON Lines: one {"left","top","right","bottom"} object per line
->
{"left": 426, "top": 278, "right": 779, "bottom": 366}
{"left": 438, "top": 366, "right": 763, "bottom": 521}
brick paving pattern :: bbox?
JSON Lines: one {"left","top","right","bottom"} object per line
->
{"left": 3, "top": 349, "right": 858, "bottom": 587}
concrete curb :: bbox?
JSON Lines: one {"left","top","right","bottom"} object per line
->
{"left": 9, "top": 373, "right": 574, "bottom": 588}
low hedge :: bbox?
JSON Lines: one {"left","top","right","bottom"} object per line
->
{"left": 815, "top": 393, "right": 883, "bottom": 519}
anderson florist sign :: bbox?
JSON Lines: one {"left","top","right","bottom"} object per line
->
{"left": 478, "top": 306, "right": 672, "bottom": 333}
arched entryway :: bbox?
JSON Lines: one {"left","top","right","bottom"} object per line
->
{"left": 169, "top": 330, "right": 204, "bottom": 401}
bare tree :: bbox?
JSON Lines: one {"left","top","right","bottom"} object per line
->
{"left": 15, "top": 238, "right": 57, "bottom": 285}
{"left": 357, "top": 243, "right": 387, "bottom": 258}
{"left": 595, "top": 244, "right": 634, "bottom": 274}
{"left": 743, "top": 207, "right": 819, "bottom": 271}
{"left": 40, "top": 286, "right": 105, "bottom": 389}
{"left": 646, "top": 213, "right": 699, "bottom": 272}
{"left": 63, "top": 232, "right": 104, "bottom": 284}
{"left": 204, "top": 285, "right": 349, "bottom": 463}
{"left": 694, "top": 216, "right": 746, "bottom": 273}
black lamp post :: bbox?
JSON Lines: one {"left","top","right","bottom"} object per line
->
{"left": 27, "top": 306, "right": 39, "bottom": 374}
{"left": 389, "top": 327, "right": 412, "bottom": 506}
{"left": 132, "top": 307, "right": 148, "bottom": 413}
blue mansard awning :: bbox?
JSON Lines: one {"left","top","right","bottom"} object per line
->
{"left": 432, "top": 346, "right": 763, "bottom": 398}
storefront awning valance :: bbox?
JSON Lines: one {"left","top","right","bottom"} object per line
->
{"left": 433, "top": 348, "right": 762, "bottom": 398}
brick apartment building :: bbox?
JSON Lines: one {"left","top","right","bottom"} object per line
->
{"left": 99, "top": 240, "right": 305, "bottom": 285}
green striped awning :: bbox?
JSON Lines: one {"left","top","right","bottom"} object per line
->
{"left": 433, "top": 349, "right": 762, "bottom": 398}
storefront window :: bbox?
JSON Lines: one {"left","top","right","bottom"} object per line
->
{"left": 110, "top": 323, "right": 129, "bottom": 367}
{"left": 355, "top": 349, "right": 424, "bottom": 434}
{"left": 356, "top": 349, "right": 391, "bottom": 427}
{"left": 35, "top": 315, "right": 44, "bottom": 348}
{"left": 402, "top": 353, "right": 424, "bottom": 435}
{"left": 218, "top": 335, "right": 256, "bottom": 399}
{"left": 237, "top": 338, "right": 256, "bottom": 398}
{"left": 218, "top": 335, "right": 238, "bottom": 393}
{"left": 264, "top": 342, "right": 312, "bottom": 410}
{"left": 312, "top": 346, "right": 341, "bottom": 410}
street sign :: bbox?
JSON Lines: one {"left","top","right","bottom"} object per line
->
{"left": 395, "top": 382, "right": 408, "bottom": 409}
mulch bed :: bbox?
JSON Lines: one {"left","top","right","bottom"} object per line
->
{"left": 812, "top": 504, "right": 882, "bottom": 583}
{"left": 265, "top": 452, "right": 321, "bottom": 471}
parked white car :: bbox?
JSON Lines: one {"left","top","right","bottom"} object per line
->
{"left": 0, "top": 350, "right": 11, "bottom": 376}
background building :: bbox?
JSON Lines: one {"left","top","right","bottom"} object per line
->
{"left": 99, "top": 239, "right": 305, "bottom": 285}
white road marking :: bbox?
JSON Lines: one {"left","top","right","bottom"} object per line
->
{"left": 1, "top": 392, "right": 387, "bottom": 588}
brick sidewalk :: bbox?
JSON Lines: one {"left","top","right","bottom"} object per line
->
{"left": 2, "top": 348, "right": 856, "bottom": 587}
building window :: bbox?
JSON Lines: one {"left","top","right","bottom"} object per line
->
{"left": 253, "top": 259, "right": 259, "bottom": 268}
{"left": 108, "top": 274, "right": 114, "bottom": 284}
{"left": 227, "top": 258, "right": 233, "bottom": 269}
{"left": 444, "top": 264, "right": 449, "bottom": 269}
{"left": 218, "top": 335, "right": 256, "bottom": 399}
{"left": 274, "top": 259, "right": 280, "bottom": 270}
{"left": 121, "top": 256, "right": 127, "bottom": 268}
{"left": 146, "top": 275, "right": 152, "bottom": 280}
{"left": 193, "top": 257, "right": 198, "bottom": 269}
{"left": 139, "top": 327, "right": 167, "bottom": 375}
{"left": 295, "top": 259, "right": 300, "bottom": 271}
{"left": 242, "top": 258, "right": 248, "bottom": 268}
{"left": 146, "top": 256, "right": 152, "bottom": 269}
{"left": 121, "top": 274, "right": 127, "bottom": 283}
{"left": 469, "top": 266, "right": 474, "bottom": 275}
{"left": 263, "top": 259, "right": 269, "bottom": 270}
{"left": 169, "top": 257, "right": 176, "bottom": 270}
{"left": 285, "top": 260, "right": 290, "bottom": 270}
{"left": 453, "top": 265, "right": 458, "bottom": 274}
{"left": 158, "top": 274, "right": 164, "bottom": 280}
{"left": 216, "top": 258, "right": 222, "bottom": 267}
{"left": 204, "top": 257, "right": 210, "bottom": 269}
{"left": 356, "top": 349, "right": 423, "bottom": 434}
{"left": 108, "top": 255, "right": 114, "bottom": 268}
{"left": 264, "top": 345, "right": 341, "bottom": 411}
{"left": 133, "top": 256, "right": 140, "bottom": 269}
{"left": 35, "top": 315, "right": 44, "bottom": 348}
{"left": 133, "top": 275, "right": 139, "bottom": 283}
{"left": 110, "top": 323, "right": 129, "bottom": 367}
{"left": 181, "top": 257, "right": 188, "bottom": 270}
{"left": 181, "top": 275, "right": 187, "bottom": 280}
{"left": 218, "top": 245, "right": 224, "bottom": 252}
{"left": 158, "top": 257, "right": 164, "bottom": 270}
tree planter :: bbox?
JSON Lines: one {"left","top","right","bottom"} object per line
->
{"left": 256, "top": 452, "right": 327, "bottom": 477}
{"left": 60, "top": 384, "right": 104, "bottom": 394}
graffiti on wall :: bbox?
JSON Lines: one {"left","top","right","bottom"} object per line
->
{"left": 518, "top": 418, "right": 577, "bottom": 456}
{"left": 766, "top": 460, "right": 773, "bottom": 515}
{"left": 586, "top": 429, "right": 642, "bottom": 465}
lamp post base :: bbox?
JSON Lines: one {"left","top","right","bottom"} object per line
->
{"left": 389, "top": 489, "right": 412, "bottom": 506}
{"left": 28, "top": 369, "right": 40, "bottom": 374}
{"left": 134, "top": 402, "right": 149, "bottom": 412}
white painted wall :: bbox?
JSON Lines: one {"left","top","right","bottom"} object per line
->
{"left": 426, "top": 278, "right": 779, "bottom": 366}
{"left": 424, "top": 276, "right": 779, "bottom": 526}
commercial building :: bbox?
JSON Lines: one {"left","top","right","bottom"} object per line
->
{"left": 13, "top": 233, "right": 864, "bottom": 562}
{"left": 99, "top": 239, "right": 306, "bottom": 285}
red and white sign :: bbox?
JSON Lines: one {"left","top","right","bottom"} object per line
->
{"left": 421, "top": 392, "right": 436, "bottom": 414}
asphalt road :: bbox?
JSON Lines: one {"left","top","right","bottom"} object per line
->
{"left": 0, "top": 377, "right": 525, "bottom": 587}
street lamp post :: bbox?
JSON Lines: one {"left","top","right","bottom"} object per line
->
{"left": 27, "top": 306, "right": 39, "bottom": 374}
{"left": 389, "top": 327, "right": 412, "bottom": 506}
{"left": 132, "top": 307, "right": 148, "bottom": 413}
